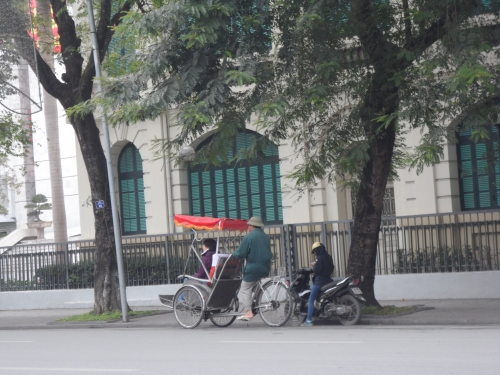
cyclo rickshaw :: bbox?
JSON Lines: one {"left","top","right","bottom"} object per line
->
{"left": 159, "top": 215, "right": 293, "bottom": 329}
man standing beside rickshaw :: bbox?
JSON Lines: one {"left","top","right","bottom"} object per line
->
{"left": 232, "top": 217, "right": 272, "bottom": 321}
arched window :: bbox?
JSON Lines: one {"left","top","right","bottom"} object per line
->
{"left": 188, "top": 131, "right": 283, "bottom": 224}
{"left": 118, "top": 143, "right": 146, "bottom": 234}
{"left": 457, "top": 124, "right": 500, "bottom": 210}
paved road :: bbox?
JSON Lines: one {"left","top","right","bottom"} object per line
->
{"left": 0, "top": 325, "right": 498, "bottom": 375}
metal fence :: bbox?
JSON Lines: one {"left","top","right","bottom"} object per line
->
{"left": 1, "top": 210, "right": 499, "bottom": 292}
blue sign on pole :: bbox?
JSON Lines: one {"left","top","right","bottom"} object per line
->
{"left": 95, "top": 200, "right": 105, "bottom": 209}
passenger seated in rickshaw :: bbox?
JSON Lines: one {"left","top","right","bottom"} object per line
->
{"left": 193, "top": 238, "right": 217, "bottom": 280}
{"left": 180, "top": 238, "right": 216, "bottom": 300}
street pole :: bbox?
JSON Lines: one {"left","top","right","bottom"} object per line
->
{"left": 85, "top": 0, "right": 128, "bottom": 322}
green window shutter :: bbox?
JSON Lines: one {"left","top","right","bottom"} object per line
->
{"left": 107, "top": 34, "right": 133, "bottom": 76}
{"left": 458, "top": 138, "right": 477, "bottom": 210}
{"left": 476, "top": 144, "right": 491, "bottom": 208}
{"left": 262, "top": 164, "right": 275, "bottom": 222}
{"left": 460, "top": 145, "right": 471, "bottom": 161}
{"left": 275, "top": 164, "right": 283, "bottom": 221}
{"left": 249, "top": 166, "right": 261, "bottom": 217}
{"left": 238, "top": 167, "right": 249, "bottom": 219}
{"left": 459, "top": 129, "right": 472, "bottom": 137}
{"left": 202, "top": 171, "right": 212, "bottom": 216}
{"left": 137, "top": 178, "right": 146, "bottom": 231}
{"left": 476, "top": 144, "right": 487, "bottom": 160}
{"left": 236, "top": 132, "right": 257, "bottom": 155}
{"left": 118, "top": 144, "right": 147, "bottom": 234}
{"left": 106, "top": 1, "right": 134, "bottom": 76}
{"left": 226, "top": 169, "right": 237, "bottom": 219}
{"left": 495, "top": 139, "right": 500, "bottom": 206}
{"left": 497, "top": 174, "right": 500, "bottom": 206}
{"left": 264, "top": 142, "right": 279, "bottom": 157}
{"left": 235, "top": 133, "right": 246, "bottom": 154}
{"left": 214, "top": 169, "right": 226, "bottom": 217}
{"left": 135, "top": 150, "right": 143, "bottom": 171}
{"left": 457, "top": 125, "right": 500, "bottom": 211}
{"left": 481, "top": 0, "right": 500, "bottom": 11}
{"left": 188, "top": 131, "right": 283, "bottom": 224}
{"left": 119, "top": 147, "right": 134, "bottom": 173}
{"left": 190, "top": 172, "right": 201, "bottom": 216}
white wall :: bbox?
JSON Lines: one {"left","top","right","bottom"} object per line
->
{"left": 2, "top": 271, "right": 498, "bottom": 310}
{"left": 0, "top": 284, "right": 182, "bottom": 310}
{"left": 393, "top": 127, "right": 461, "bottom": 217}
{"left": 374, "top": 271, "right": 500, "bottom": 300}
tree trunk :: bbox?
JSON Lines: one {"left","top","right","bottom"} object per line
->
{"left": 37, "top": 0, "right": 68, "bottom": 243}
{"left": 72, "top": 114, "right": 127, "bottom": 313}
{"left": 18, "top": 59, "right": 37, "bottom": 222}
{"left": 347, "top": 69, "right": 399, "bottom": 307}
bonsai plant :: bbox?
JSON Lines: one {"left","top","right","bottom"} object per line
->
{"left": 25, "top": 194, "right": 53, "bottom": 239}
{"left": 25, "top": 194, "right": 52, "bottom": 221}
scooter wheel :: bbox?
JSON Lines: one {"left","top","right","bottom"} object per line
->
{"left": 338, "top": 294, "right": 362, "bottom": 326}
{"left": 288, "top": 302, "right": 306, "bottom": 326}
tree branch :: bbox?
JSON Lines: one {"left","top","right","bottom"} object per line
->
{"left": 98, "top": 0, "right": 134, "bottom": 65}
{"left": 447, "top": 93, "right": 500, "bottom": 131}
{"left": 79, "top": 0, "right": 134, "bottom": 101}
{"left": 405, "top": 1, "right": 479, "bottom": 56}
{"left": 9, "top": 31, "right": 70, "bottom": 106}
{"left": 351, "top": 0, "right": 392, "bottom": 67}
{"left": 402, "top": 0, "right": 412, "bottom": 43}
{"left": 49, "top": 0, "right": 84, "bottom": 89}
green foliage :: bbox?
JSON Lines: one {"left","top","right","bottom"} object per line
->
{"left": 407, "top": 135, "right": 444, "bottom": 175}
{"left": 57, "top": 309, "right": 159, "bottom": 322}
{"left": 33, "top": 260, "right": 94, "bottom": 289}
{"left": 363, "top": 305, "right": 415, "bottom": 316}
{"left": 394, "top": 246, "right": 495, "bottom": 274}
{"left": 0, "top": 0, "right": 26, "bottom": 98}
{"left": 30, "top": 255, "right": 199, "bottom": 290}
{"left": 87, "top": 0, "right": 500, "bottom": 195}
{"left": 75, "top": 0, "right": 273, "bottom": 168}
{"left": 24, "top": 194, "right": 52, "bottom": 221}
{"left": 0, "top": 278, "right": 31, "bottom": 290}
{"left": 0, "top": 112, "right": 31, "bottom": 158}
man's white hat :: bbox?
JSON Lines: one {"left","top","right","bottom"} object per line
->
{"left": 247, "top": 216, "right": 264, "bottom": 227}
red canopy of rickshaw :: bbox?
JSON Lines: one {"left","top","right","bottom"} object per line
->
{"left": 174, "top": 214, "right": 249, "bottom": 231}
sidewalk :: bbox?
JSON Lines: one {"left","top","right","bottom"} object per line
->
{"left": 0, "top": 299, "right": 499, "bottom": 330}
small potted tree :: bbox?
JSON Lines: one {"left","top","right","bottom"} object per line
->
{"left": 25, "top": 194, "right": 53, "bottom": 239}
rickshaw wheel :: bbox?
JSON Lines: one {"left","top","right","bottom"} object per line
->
{"left": 257, "top": 280, "right": 293, "bottom": 327}
{"left": 209, "top": 312, "right": 237, "bottom": 327}
{"left": 173, "top": 286, "right": 204, "bottom": 329}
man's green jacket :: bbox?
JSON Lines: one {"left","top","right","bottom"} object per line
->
{"left": 232, "top": 228, "right": 272, "bottom": 282}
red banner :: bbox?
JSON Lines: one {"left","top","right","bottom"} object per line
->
{"left": 29, "top": 0, "right": 61, "bottom": 54}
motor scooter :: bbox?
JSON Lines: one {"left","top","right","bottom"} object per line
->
{"left": 289, "top": 268, "right": 366, "bottom": 325}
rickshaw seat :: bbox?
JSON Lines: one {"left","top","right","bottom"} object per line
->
{"left": 206, "top": 257, "right": 244, "bottom": 309}
{"left": 206, "top": 279, "right": 242, "bottom": 309}
{"left": 214, "top": 257, "right": 244, "bottom": 279}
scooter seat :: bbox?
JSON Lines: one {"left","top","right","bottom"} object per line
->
{"left": 319, "top": 277, "right": 346, "bottom": 292}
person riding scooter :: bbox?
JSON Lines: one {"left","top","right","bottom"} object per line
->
{"left": 303, "top": 242, "right": 334, "bottom": 326}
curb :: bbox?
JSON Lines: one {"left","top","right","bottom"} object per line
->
{"left": 47, "top": 310, "right": 170, "bottom": 325}
{"left": 362, "top": 306, "right": 435, "bottom": 319}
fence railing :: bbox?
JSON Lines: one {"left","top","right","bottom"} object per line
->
{"left": 1, "top": 210, "right": 499, "bottom": 292}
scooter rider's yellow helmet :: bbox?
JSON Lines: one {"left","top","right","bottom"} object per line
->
{"left": 311, "top": 242, "right": 322, "bottom": 253}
